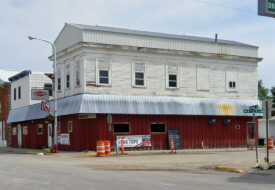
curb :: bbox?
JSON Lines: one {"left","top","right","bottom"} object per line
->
{"left": 27, "top": 151, "right": 59, "bottom": 156}
{"left": 77, "top": 152, "right": 114, "bottom": 157}
{"left": 212, "top": 166, "right": 245, "bottom": 173}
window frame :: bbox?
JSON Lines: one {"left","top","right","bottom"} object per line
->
{"left": 132, "top": 62, "right": 146, "bottom": 88}
{"left": 57, "top": 78, "right": 61, "bottom": 91}
{"left": 14, "top": 88, "right": 16, "bottom": 100}
{"left": 76, "top": 71, "right": 80, "bottom": 86}
{"left": 96, "top": 59, "right": 112, "bottom": 86}
{"left": 150, "top": 123, "right": 167, "bottom": 134}
{"left": 168, "top": 74, "right": 177, "bottom": 88}
{"left": 44, "top": 83, "right": 53, "bottom": 96}
{"left": 225, "top": 68, "right": 238, "bottom": 92}
{"left": 113, "top": 123, "right": 131, "bottom": 134}
{"left": 68, "top": 121, "right": 73, "bottom": 132}
{"left": 23, "top": 126, "right": 28, "bottom": 135}
{"left": 229, "top": 81, "right": 236, "bottom": 89}
{"left": 18, "top": 86, "right": 21, "bottom": 99}
{"left": 37, "top": 124, "right": 43, "bottom": 134}
{"left": 12, "top": 127, "right": 17, "bottom": 135}
{"left": 166, "top": 65, "right": 180, "bottom": 89}
{"left": 99, "top": 70, "right": 109, "bottom": 85}
{"left": 66, "top": 74, "right": 70, "bottom": 89}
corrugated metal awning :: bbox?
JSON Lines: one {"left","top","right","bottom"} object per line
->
{"left": 7, "top": 94, "right": 262, "bottom": 123}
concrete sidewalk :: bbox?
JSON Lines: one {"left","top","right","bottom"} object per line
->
{"left": 1, "top": 147, "right": 275, "bottom": 175}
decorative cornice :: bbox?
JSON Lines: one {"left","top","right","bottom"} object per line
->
{"left": 49, "top": 42, "right": 263, "bottom": 62}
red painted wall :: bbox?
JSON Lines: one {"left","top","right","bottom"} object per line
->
{"left": 10, "top": 114, "right": 257, "bottom": 151}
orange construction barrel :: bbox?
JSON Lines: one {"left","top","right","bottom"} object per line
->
{"left": 96, "top": 141, "right": 105, "bottom": 157}
{"left": 104, "top": 140, "right": 111, "bottom": 155}
{"left": 268, "top": 138, "right": 273, "bottom": 150}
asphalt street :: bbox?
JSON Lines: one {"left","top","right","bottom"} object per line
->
{"left": 0, "top": 147, "right": 275, "bottom": 190}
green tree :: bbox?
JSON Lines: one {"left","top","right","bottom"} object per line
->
{"left": 258, "top": 79, "right": 270, "bottom": 100}
{"left": 270, "top": 86, "right": 275, "bottom": 108}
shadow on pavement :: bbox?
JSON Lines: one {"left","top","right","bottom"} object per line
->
{"left": 227, "top": 168, "right": 275, "bottom": 185}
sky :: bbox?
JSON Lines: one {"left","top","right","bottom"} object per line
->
{"left": 1, "top": 0, "right": 275, "bottom": 89}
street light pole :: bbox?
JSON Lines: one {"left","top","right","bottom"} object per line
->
{"left": 28, "top": 36, "right": 58, "bottom": 153}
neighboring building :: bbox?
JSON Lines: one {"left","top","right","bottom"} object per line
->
{"left": 8, "top": 24, "right": 262, "bottom": 151}
{"left": 0, "top": 70, "right": 22, "bottom": 147}
{"left": 258, "top": 119, "right": 275, "bottom": 144}
{"left": 9, "top": 70, "right": 53, "bottom": 109}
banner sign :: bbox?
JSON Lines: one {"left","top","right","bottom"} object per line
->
{"left": 57, "top": 133, "right": 70, "bottom": 145}
{"left": 31, "top": 89, "right": 49, "bottom": 100}
{"left": 117, "top": 135, "right": 151, "bottom": 147}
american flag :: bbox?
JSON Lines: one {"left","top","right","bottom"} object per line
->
{"left": 41, "top": 101, "right": 51, "bottom": 113}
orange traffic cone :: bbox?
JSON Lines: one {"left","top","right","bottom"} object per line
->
{"left": 250, "top": 136, "right": 255, "bottom": 150}
{"left": 171, "top": 138, "right": 174, "bottom": 153}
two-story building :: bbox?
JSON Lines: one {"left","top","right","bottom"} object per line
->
{"left": 8, "top": 70, "right": 53, "bottom": 148}
{"left": 7, "top": 23, "right": 262, "bottom": 151}
{"left": 9, "top": 70, "right": 53, "bottom": 110}
{"left": 0, "top": 70, "right": 22, "bottom": 147}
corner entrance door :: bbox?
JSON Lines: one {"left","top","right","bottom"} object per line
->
{"left": 17, "top": 124, "right": 22, "bottom": 148}
{"left": 247, "top": 122, "right": 255, "bottom": 146}
{"left": 48, "top": 124, "right": 52, "bottom": 147}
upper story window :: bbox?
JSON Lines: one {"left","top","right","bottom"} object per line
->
{"left": 96, "top": 59, "right": 111, "bottom": 86}
{"left": 168, "top": 75, "right": 177, "bottom": 87}
{"left": 65, "top": 64, "right": 70, "bottom": 89}
{"left": 229, "top": 81, "right": 236, "bottom": 89}
{"left": 0, "top": 102, "right": 2, "bottom": 113}
{"left": 197, "top": 66, "right": 210, "bottom": 91}
{"left": 44, "top": 84, "right": 52, "bottom": 96}
{"left": 166, "top": 65, "right": 179, "bottom": 89}
{"left": 135, "top": 73, "right": 144, "bottom": 86}
{"left": 226, "top": 68, "right": 238, "bottom": 92}
{"left": 75, "top": 60, "right": 81, "bottom": 87}
{"left": 99, "top": 71, "right": 109, "bottom": 84}
{"left": 18, "top": 86, "right": 21, "bottom": 99}
{"left": 66, "top": 74, "right": 70, "bottom": 88}
{"left": 57, "top": 68, "right": 61, "bottom": 91}
{"left": 76, "top": 71, "right": 80, "bottom": 86}
{"left": 57, "top": 78, "right": 61, "bottom": 91}
{"left": 132, "top": 62, "right": 146, "bottom": 87}
{"left": 14, "top": 88, "right": 16, "bottom": 100}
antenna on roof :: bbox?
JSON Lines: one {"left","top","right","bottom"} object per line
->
{"left": 215, "top": 34, "right": 218, "bottom": 42}
{"left": 96, "top": 24, "right": 129, "bottom": 30}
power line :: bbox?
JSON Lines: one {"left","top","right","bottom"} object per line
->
{"left": 190, "top": 0, "right": 257, "bottom": 13}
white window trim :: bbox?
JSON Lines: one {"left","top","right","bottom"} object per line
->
{"left": 132, "top": 62, "right": 147, "bottom": 88}
{"left": 57, "top": 78, "right": 61, "bottom": 92}
{"left": 166, "top": 65, "right": 180, "bottom": 89}
{"left": 66, "top": 74, "right": 70, "bottom": 89}
{"left": 96, "top": 59, "right": 112, "bottom": 86}
{"left": 75, "top": 71, "right": 81, "bottom": 87}
{"left": 226, "top": 68, "right": 238, "bottom": 92}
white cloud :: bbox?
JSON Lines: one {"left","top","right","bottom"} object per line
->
{"left": 0, "top": 0, "right": 274, "bottom": 89}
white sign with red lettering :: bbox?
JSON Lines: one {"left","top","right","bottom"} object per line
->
{"left": 31, "top": 89, "right": 49, "bottom": 100}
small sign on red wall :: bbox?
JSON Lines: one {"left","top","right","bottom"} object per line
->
{"left": 31, "top": 89, "right": 49, "bottom": 100}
